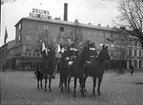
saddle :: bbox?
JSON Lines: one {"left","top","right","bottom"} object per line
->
{"left": 84, "top": 55, "right": 97, "bottom": 66}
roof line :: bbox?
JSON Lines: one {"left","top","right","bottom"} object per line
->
{"left": 14, "top": 16, "right": 115, "bottom": 32}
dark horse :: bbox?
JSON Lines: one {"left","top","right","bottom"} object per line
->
{"left": 58, "top": 45, "right": 69, "bottom": 92}
{"left": 36, "top": 45, "right": 56, "bottom": 92}
{"left": 82, "top": 43, "right": 110, "bottom": 96}
{"left": 58, "top": 44, "right": 85, "bottom": 97}
{"left": 66, "top": 44, "right": 85, "bottom": 97}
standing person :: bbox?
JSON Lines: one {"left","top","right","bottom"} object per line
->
{"left": 130, "top": 64, "right": 134, "bottom": 75}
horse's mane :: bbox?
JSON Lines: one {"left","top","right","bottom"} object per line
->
{"left": 98, "top": 48, "right": 110, "bottom": 60}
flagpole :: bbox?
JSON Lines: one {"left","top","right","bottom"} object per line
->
{"left": 3, "top": 41, "right": 6, "bottom": 71}
{"left": 3, "top": 27, "right": 8, "bottom": 71}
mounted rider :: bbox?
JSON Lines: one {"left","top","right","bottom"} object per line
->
{"left": 66, "top": 43, "right": 78, "bottom": 66}
{"left": 84, "top": 42, "right": 98, "bottom": 66}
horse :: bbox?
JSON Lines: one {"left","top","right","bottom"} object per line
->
{"left": 57, "top": 43, "right": 85, "bottom": 97}
{"left": 82, "top": 43, "right": 110, "bottom": 96}
{"left": 79, "top": 43, "right": 98, "bottom": 92}
{"left": 37, "top": 45, "right": 56, "bottom": 92}
{"left": 63, "top": 44, "right": 85, "bottom": 97}
{"left": 57, "top": 45, "right": 69, "bottom": 92}
{"left": 36, "top": 63, "right": 44, "bottom": 90}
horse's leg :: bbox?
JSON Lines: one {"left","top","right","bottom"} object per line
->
{"left": 60, "top": 77, "right": 64, "bottom": 93}
{"left": 93, "top": 76, "right": 96, "bottom": 96}
{"left": 67, "top": 77, "right": 71, "bottom": 92}
{"left": 79, "top": 78, "right": 82, "bottom": 92}
{"left": 48, "top": 75, "right": 52, "bottom": 92}
{"left": 80, "top": 77, "right": 85, "bottom": 97}
{"left": 83, "top": 76, "right": 87, "bottom": 92}
{"left": 37, "top": 76, "right": 40, "bottom": 89}
{"left": 79, "top": 77, "right": 85, "bottom": 92}
{"left": 97, "top": 74, "right": 103, "bottom": 96}
{"left": 59, "top": 73, "right": 62, "bottom": 88}
{"left": 58, "top": 80, "right": 61, "bottom": 88}
{"left": 44, "top": 74, "right": 47, "bottom": 92}
{"left": 73, "top": 77, "right": 77, "bottom": 97}
{"left": 40, "top": 76, "right": 43, "bottom": 89}
{"left": 64, "top": 76, "right": 67, "bottom": 90}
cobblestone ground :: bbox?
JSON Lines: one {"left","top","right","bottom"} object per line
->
{"left": 0, "top": 70, "right": 143, "bottom": 105}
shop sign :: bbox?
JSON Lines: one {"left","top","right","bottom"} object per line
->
{"left": 29, "top": 8, "right": 51, "bottom": 19}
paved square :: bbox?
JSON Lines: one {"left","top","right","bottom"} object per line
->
{"left": 1, "top": 70, "right": 143, "bottom": 105}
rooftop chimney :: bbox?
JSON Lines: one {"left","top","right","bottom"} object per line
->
{"left": 75, "top": 19, "right": 78, "bottom": 23}
{"left": 64, "top": 3, "right": 68, "bottom": 21}
{"left": 98, "top": 23, "right": 101, "bottom": 27}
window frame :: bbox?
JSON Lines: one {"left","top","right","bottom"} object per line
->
{"left": 60, "top": 27, "right": 64, "bottom": 32}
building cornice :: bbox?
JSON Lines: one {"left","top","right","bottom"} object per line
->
{"left": 14, "top": 17, "right": 115, "bottom": 32}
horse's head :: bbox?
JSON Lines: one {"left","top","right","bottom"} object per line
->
{"left": 98, "top": 45, "right": 110, "bottom": 61}
{"left": 67, "top": 43, "right": 78, "bottom": 57}
{"left": 48, "top": 46, "right": 56, "bottom": 59}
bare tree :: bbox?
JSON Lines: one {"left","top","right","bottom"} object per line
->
{"left": 110, "top": 31, "right": 136, "bottom": 73}
{"left": 59, "top": 20, "right": 85, "bottom": 50}
{"left": 115, "top": 0, "right": 143, "bottom": 48}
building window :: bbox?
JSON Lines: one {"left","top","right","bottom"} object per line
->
{"left": 134, "top": 41, "right": 137, "bottom": 46}
{"left": 83, "top": 30, "right": 85, "bottom": 34}
{"left": 134, "top": 49, "right": 137, "bottom": 56}
{"left": 99, "top": 32, "right": 103, "bottom": 37}
{"left": 29, "top": 53, "right": 31, "bottom": 56}
{"left": 44, "top": 25, "right": 48, "bottom": 30}
{"left": 26, "top": 35, "right": 31, "bottom": 40}
{"left": 18, "top": 23, "right": 22, "bottom": 31}
{"left": 33, "top": 53, "right": 35, "bottom": 56}
{"left": 129, "top": 60, "right": 132, "bottom": 67}
{"left": 18, "top": 34, "right": 22, "bottom": 42}
{"left": 35, "top": 36, "right": 39, "bottom": 41}
{"left": 94, "top": 31, "right": 97, "bottom": 36}
{"left": 25, "top": 53, "right": 27, "bottom": 56}
{"left": 37, "top": 53, "right": 40, "bottom": 56}
{"left": 60, "top": 27, "right": 64, "bottom": 32}
{"left": 29, "top": 23, "right": 32, "bottom": 28}
{"left": 36, "top": 24, "right": 40, "bottom": 29}
{"left": 139, "top": 50, "right": 142, "bottom": 56}
{"left": 111, "top": 33, "right": 113, "bottom": 38}
{"left": 134, "top": 60, "right": 137, "bottom": 68}
{"left": 139, "top": 60, "right": 142, "bottom": 69}
{"left": 129, "top": 48, "right": 132, "bottom": 56}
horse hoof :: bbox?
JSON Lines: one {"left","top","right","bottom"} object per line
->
{"left": 61, "top": 89, "right": 63, "bottom": 93}
{"left": 44, "top": 90, "right": 47, "bottom": 92}
{"left": 92, "top": 93, "right": 96, "bottom": 96}
{"left": 98, "top": 92, "right": 101, "bottom": 96}
{"left": 41, "top": 87, "right": 43, "bottom": 89}
{"left": 49, "top": 89, "right": 52, "bottom": 92}
{"left": 84, "top": 89, "right": 87, "bottom": 92}
{"left": 82, "top": 93, "right": 85, "bottom": 97}
{"left": 73, "top": 94, "right": 76, "bottom": 98}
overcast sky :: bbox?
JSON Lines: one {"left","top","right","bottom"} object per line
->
{"left": 0, "top": 0, "right": 119, "bottom": 46}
